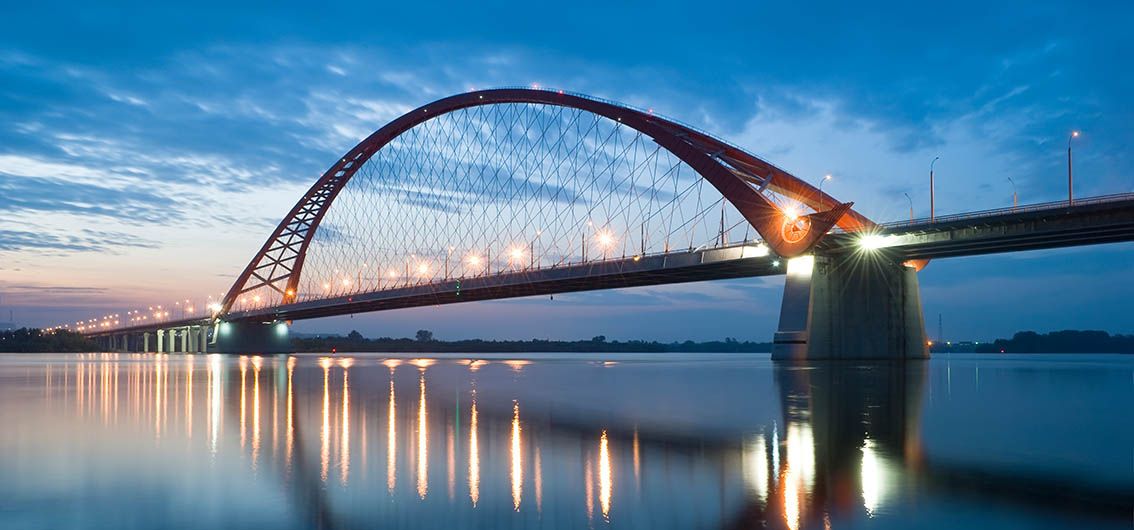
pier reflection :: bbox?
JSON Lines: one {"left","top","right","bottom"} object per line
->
{"left": 8, "top": 353, "right": 1129, "bottom": 530}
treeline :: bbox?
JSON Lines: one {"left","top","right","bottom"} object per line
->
{"left": 0, "top": 328, "right": 98, "bottom": 353}
{"left": 974, "top": 330, "right": 1134, "bottom": 354}
{"left": 293, "top": 330, "right": 773, "bottom": 353}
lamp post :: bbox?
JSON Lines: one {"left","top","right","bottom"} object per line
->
{"left": 930, "top": 156, "right": 940, "bottom": 222}
{"left": 818, "top": 174, "right": 832, "bottom": 211}
{"left": 1007, "top": 177, "right": 1018, "bottom": 210}
{"left": 1067, "top": 131, "right": 1079, "bottom": 205}
{"left": 903, "top": 192, "right": 914, "bottom": 224}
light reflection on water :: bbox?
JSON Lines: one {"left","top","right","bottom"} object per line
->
{"left": 0, "top": 352, "right": 1131, "bottom": 529}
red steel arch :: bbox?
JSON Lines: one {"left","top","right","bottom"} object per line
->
{"left": 219, "top": 88, "right": 871, "bottom": 315}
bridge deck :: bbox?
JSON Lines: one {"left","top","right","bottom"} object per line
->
{"left": 228, "top": 243, "right": 781, "bottom": 322}
{"left": 823, "top": 193, "right": 1134, "bottom": 260}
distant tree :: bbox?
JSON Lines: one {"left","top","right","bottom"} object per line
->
{"left": 416, "top": 329, "right": 434, "bottom": 342}
{"left": 347, "top": 330, "right": 364, "bottom": 342}
{"left": 0, "top": 328, "right": 98, "bottom": 352}
{"left": 591, "top": 335, "right": 606, "bottom": 343}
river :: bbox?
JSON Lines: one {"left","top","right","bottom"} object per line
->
{"left": 0, "top": 352, "right": 1130, "bottom": 529}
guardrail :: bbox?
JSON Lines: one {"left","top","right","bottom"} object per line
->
{"left": 850, "top": 192, "right": 1134, "bottom": 232}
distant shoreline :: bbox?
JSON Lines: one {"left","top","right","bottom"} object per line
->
{"left": 294, "top": 332, "right": 773, "bottom": 354}
{"left": 2, "top": 327, "right": 1131, "bottom": 354}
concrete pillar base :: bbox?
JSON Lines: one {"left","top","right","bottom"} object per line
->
{"left": 198, "top": 326, "right": 209, "bottom": 354}
{"left": 214, "top": 321, "right": 293, "bottom": 354}
{"left": 772, "top": 253, "right": 928, "bottom": 361}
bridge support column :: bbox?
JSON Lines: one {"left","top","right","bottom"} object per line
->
{"left": 214, "top": 321, "right": 293, "bottom": 354}
{"left": 198, "top": 326, "right": 209, "bottom": 353}
{"left": 143, "top": 332, "right": 151, "bottom": 353}
{"left": 772, "top": 254, "right": 927, "bottom": 361}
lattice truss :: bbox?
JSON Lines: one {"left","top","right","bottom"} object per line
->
{"left": 236, "top": 103, "right": 766, "bottom": 310}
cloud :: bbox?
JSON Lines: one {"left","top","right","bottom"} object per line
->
{"left": 0, "top": 228, "right": 158, "bottom": 254}
{"left": 0, "top": 167, "right": 180, "bottom": 224}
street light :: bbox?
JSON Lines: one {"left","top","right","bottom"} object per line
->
{"left": 818, "top": 174, "right": 832, "bottom": 211}
{"left": 930, "top": 156, "right": 940, "bottom": 222}
{"left": 1068, "top": 131, "right": 1080, "bottom": 204}
{"left": 596, "top": 231, "right": 615, "bottom": 260}
{"left": 1007, "top": 177, "right": 1018, "bottom": 209}
{"left": 903, "top": 192, "right": 914, "bottom": 224}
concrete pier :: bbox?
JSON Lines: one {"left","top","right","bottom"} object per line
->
{"left": 213, "top": 321, "right": 293, "bottom": 354}
{"left": 772, "top": 253, "right": 927, "bottom": 360}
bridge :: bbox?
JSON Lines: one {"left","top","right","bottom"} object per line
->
{"left": 71, "top": 88, "right": 1134, "bottom": 359}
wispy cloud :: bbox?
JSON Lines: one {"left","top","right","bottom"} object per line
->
{"left": 0, "top": 228, "right": 157, "bottom": 253}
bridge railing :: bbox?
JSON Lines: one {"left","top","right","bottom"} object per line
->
{"left": 846, "top": 192, "right": 1134, "bottom": 232}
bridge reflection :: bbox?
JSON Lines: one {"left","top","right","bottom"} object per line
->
{"left": 44, "top": 354, "right": 1129, "bottom": 529}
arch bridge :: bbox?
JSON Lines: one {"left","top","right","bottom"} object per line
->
{"left": 81, "top": 88, "right": 1134, "bottom": 359}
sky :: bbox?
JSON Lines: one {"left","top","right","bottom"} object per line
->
{"left": 0, "top": 1, "right": 1131, "bottom": 341}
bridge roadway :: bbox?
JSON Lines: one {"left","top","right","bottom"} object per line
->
{"left": 822, "top": 192, "right": 1134, "bottom": 259}
{"left": 87, "top": 193, "right": 1134, "bottom": 346}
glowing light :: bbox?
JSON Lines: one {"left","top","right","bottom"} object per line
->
{"left": 743, "top": 434, "right": 769, "bottom": 504}
{"left": 469, "top": 394, "right": 479, "bottom": 506}
{"left": 783, "top": 205, "right": 800, "bottom": 221}
{"left": 504, "top": 359, "right": 530, "bottom": 372}
{"left": 859, "top": 234, "right": 890, "bottom": 250}
{"left": 786, "top": 255, "right": 815, "bottom": 277}
{"left": 417, "top": 374, "right": 428, "bottom": 499}
{"left": 596, "top": 231, "right": 615, "bottom": 248}
{"left": 599, "top": 430, "right": 612, "bottom": 520}
{"left": 511, "top": 401, "right": 522, "bottom": 511}
{"left": 417, "top": 263, "right": 430, "bottom": 276}
{"left": 341, "top": 278, "right": 351, "bottom": 286}
{"left": 861, "top": 439, "right": 892, "bottom": 516}
{"left": 387, "top": 376, "right": 396, "bottom": 493}
{"left": 320, "top": 358, "right": 330, "bottom": 483}
{"left": 466, "top": 254, "right": 482, "bottom": 267}
{"left": 252, "top": 356, "right": 262, "bottom": 467}
{"left": 509, "top": 247, "right": 525, "bottom": 260}
{"left": 1072, "top": 130, "right": 1080, "bottom": 138}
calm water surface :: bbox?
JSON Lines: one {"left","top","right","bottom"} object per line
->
{"left": 0, "top": 352, "right": 1130, "bottom": 529}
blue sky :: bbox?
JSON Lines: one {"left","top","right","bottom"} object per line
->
{"left": 1, "top": 2, "right": 1131, "bottom": 340}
